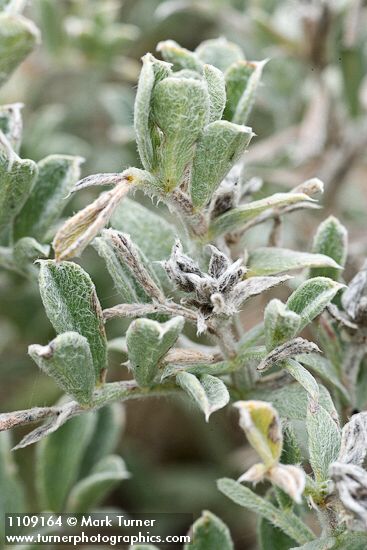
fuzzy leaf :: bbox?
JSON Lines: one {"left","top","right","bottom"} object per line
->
{"left": 264, "top": 299, "right": 301, "bottom": 351}
{"left": 177, "top": 372, "right": 229, "bottom": 422}
{"left": 157, "top": 39, "right": 202, "bottom": 71}
{"left": 190, "top": 121, "right": 253, "bottom": 208}
{"left": 195, "top": 38, "right": 244, "bottom": 72}
{"left": 127, "top": 316, "right": 184, "bottom": 387}
{"left": 208, "top": 193, "right": 313, "bottom": 239}
{"left": 296, "top": 354, "right": 350, "bottom": 402}
{"left": 217, "top": 478, "right": 314, "bottom": 545}
{"left": 14, "top": 154, "right": 83, "bottom": 241}
{"left": 134, "top": 53, "right": 171, "bottom": 171}
{"left": 186, "top": 510, "right": 233, "bottom": 550}
{"left": 152, "top": 76, "right": 209, "bottom": 192}
{"left": 251, "top": 383, "right": 337, "bottom": 422}
{"left": 38, "top": 261, "right": 107, "bottom": 382}
{"left": 258, "top": 515, "right": 296, "bottom": 550}
{"left": 310, "top": 216, "right": 348, "bottom": 281}
{"left": 283, "top": 359, "right": 320, "bottom": 402}
{"left": 37, "top": 412, "right": 96, "bottom": 511}
{"left": 290, "top": 539, "right": 335, "bottom": 550}
{"left": 224, "top": 60, "right": 256, "bottom": 120}
{"left": 232, "top": 59, "right": 267, "bottom": 124}
{"left": 286, "top": 277, "right": 344, "bottom": 331}
{"left": 307, "top": 404, "right": 341, "bottom": 482}
{"left": 203, "top": 64, "right": 226, "bottom": 123}
{"left": 248, "top": 248, "right": 341, "bottom": 277}
{"left": 67, "top": 455, "right": 129, "bottom": 512}
{"left": 29, "top": 332, "right": 95, "bottom": 406}
{"left": 0, "top": 103, "right": 23, "bottom": 152}
{"left": 111, "top": 197, "right": 176, "bottom": 263}
{"left": 0, "top": 12, "right": 40, "bottom": 87}
{"left": 0, "top": 138, "right": 38, "bottom": 235}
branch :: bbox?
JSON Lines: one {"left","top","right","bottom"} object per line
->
{"left": 0, "top": 380, "right": 178, "bottom": 449}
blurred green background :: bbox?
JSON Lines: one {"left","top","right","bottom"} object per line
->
{"left": 0, "top": 1, "right": 366, "bottom": 548}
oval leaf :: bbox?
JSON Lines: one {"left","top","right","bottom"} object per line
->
{"left": 38, "top": 260, "right": 107, "bottom": 382}
{"left": 176, "top": 372, "right": 229, "bottom": 422}
{"left": 14, "top": 154, "right": 83, "bottom": 241}
{"left": 186, "top": 510, "right": 233, "bottom": 550}
{"left": 286, "top": 277, "right": 345, "bottom": 331}
{"left": 127, "top": 316, "right": 184, "bottom": 387}
{"left": 152, "top": 77, "right": 209, "bottom": 192}
{"left": 190, "top": 120, "right": 253, "bottom": 209}
{"left": 248, "top": 248, "right": 341, "bottom": 277}
{"left": 29, "top": 331, "right": 96, "bottom": 406}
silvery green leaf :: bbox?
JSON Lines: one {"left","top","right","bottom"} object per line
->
{"left": 14, "top": 154, "right": 83, "bottom": 241}
{"left": 283, "top": 359, "right": 320, "bottom": 402}
{"left": 93, "top": 235, "right": 142, "bottom": 304}
{"left": 13, "top": 237, "right": 49, "bottom": 271}
{"left": 134, "top": 53, "right": 171, "bottom": 172}
{"left": 0, "top": 103, "right": 22, "bottom": 151}
{"left": 152, "top": 77, "right": 209, "bottom": 192}
{"left": 208, "top": 193, "right": 313, "bottom": 239}
{"left": 67, "top": 455, "right": 130, "bottom": 512}
{"left": 232, "top": 59, "right": 268, "bottom": 125}
{"left": 80, "top": 403, "right": 125, "bottom": 476}
{"left": 296, "top": 354, "right": 350, "bottom": 403}
{"left": 38, "top": 260, "right": 108, "bottom": 382}
{"left": 286, "top": 277, "right": 345, "bottom": 331}
{"left": 248, "top": 248, "right": 341, "bottom": 277}
{"left": 157, "top": 39, "right": 203, "bottom": 71}
{"left": 176, "top": 372, "right": 229, "bottom": 422}
{"left": 307, "top": 404, "right": 341, "bottom": 483}
{"left": 0, "top": 432, "right": 25, "bottom": 540}
{"left": 258, "top": 514, "right": 297, "bottom": 550}
{"left": 264, "top": 299, "right": 301, "bottom": 351}
{"left": 223, "top": 60, "right": 256, "bottom": 121}
{"left": 29, "top": 332, "right": 95, "bottom": 406}
{"left": 195, "top": 38, "right": 244, "bottom": 72}
{"left": 185, "top": 510, "right": 233, "bottom": 550}
{"left": 190, "top": 121, "right": 253, "bottom": 209}
{"left": 37, "top": 411, "right": 96, "bottom": 511}
{"left": 0, "top": 136, "right": 37, "bottom": 235}
{"left": 217, "top": 478, "right": 314, "bottom": 545}
{"left": 0, "top": 12, "right": 40, "bottom": 87}
{"left": 203, "top": 64, "right": 226, "bottom": 123}
{"left": 111, "top": 198, "right": 176, "bottom": 263}
{"left": 310, "top": 216, "right": 348, "bottom": 281}
{"left": 251, "top": 383, "right": 337, "bottom": 422}
{"left": 127, "top": 316, "right": 184, "bottom": 387}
